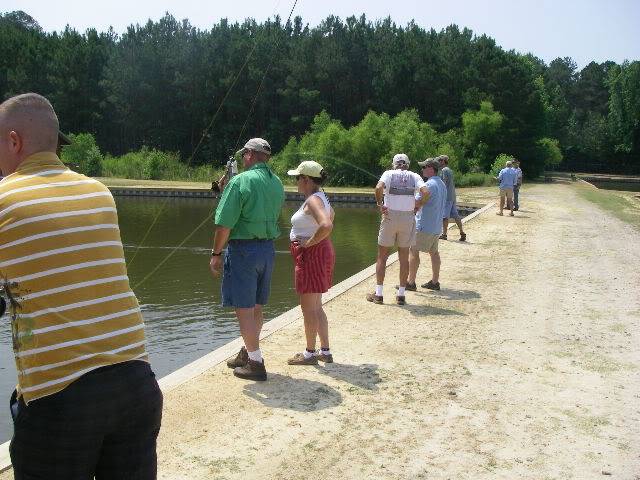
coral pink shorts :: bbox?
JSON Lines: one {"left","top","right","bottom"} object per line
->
{"left": 290, "top": 237, "right": 335, "bottom": 294}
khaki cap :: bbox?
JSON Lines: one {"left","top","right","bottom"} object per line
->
{"left": 287, "top": 160, "right": 324, "bottom": 178}
{"left": 236, "top": 137, "right": 271, "bottom": 156}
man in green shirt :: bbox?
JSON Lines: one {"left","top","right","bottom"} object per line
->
{"left": 210, "top": 138, "right": 285, "bottom": 381}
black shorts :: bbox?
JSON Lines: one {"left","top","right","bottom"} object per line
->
{"left": 9, "top": 360, "right": 163, "bottom": 480}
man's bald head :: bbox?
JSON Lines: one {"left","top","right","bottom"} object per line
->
{"left": 0, "top": 93, "right": 59, "bottom": 174}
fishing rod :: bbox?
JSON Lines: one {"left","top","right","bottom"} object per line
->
{"left": 129, "top": 0, "right": 300, "bottom": 288}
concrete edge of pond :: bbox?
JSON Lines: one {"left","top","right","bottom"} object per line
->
{"left": 0, "top": 200, "right": 495, "bottom": 473}
{"left": 158, "top": 200, "right": 495, "bottom": 393}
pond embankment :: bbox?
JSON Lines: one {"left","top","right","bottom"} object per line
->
{"left": 1, "top": 183, "right": 638, "bottom": 479}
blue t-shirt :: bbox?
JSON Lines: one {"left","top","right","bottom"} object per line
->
{"left": 498, "top": 167, "right": 517, "bottom": 189}
{"left": 416, "top": 176, "right": 447, "bottom": 235}
{"left": 440, "top": 166, "right": 456, "bottom": 202}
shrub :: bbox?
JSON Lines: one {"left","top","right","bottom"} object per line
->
{"left": 535, "top": 137, "right": 563, "bottom": 169}
{"left": 60, "top": 133, "right": 103, "bottom": 176}
{"left": 456, "top": 172, "right": 495, "bottom": 187}
{"left": 101, "top": 147, "right": 222, "bottom": 182}
{"left": 85, "top": 146, "right": 103, "bottom": 176}
{"left": 490, "top": 153, "right": 514, "bottom": 178}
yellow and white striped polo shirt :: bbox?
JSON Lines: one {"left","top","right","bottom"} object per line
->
{"left": 0, "top": 152, "right": 148, "bottom": 404}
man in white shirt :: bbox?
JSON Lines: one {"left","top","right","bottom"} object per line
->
{"left": 366, "top": 154, "right": 428, "bottom": 306}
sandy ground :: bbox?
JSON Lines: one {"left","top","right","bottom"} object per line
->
{"left": 2, "top": 182, "right": 639, "bottom": 479}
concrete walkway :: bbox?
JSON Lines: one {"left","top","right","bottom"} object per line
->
{"left": 1, "top": 183, "right": 638, "bottom": 479}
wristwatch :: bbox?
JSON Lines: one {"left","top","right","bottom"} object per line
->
{"left": 210, "top": 249, "right": 223, "bottom": 257}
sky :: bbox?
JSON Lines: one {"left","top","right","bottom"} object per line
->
{"left": 3, "top": 0, "right": 639, "bottom": 69}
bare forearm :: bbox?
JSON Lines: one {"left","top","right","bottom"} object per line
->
{"left": 375, "top": 185, "right": 384, "bottom": 206}
{"left": 305, "top": 223, "right": 333, "bottom": 248}
{"left": 212, "top": 226, "right": 231, "bottom": 253}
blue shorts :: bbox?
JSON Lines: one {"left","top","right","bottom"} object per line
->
{"left": 443, "top": 201, "right": 460, "bottom": 220}
{"left": 221, "top": 240, "right": 275, "bottom": 308}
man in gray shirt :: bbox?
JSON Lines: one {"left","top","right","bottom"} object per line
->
{"left": 438, "top": 155, "right": 466, "bottom": 242}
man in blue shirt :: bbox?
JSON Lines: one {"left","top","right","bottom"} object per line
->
{"left": 438, "top": 155, "right": 466, "bottom": 242}
{"left": 497, "top": 159, "right": 518, "bottom": 216}
{"left": 407, "top": 158, "right": 447, "bottom": 291}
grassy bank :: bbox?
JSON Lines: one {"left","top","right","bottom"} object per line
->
{"left": 576, "top": 183, "right": 640, "bottom": 230}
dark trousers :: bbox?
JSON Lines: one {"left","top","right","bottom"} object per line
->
{"left": 10, "top": 361, "right": 163, "bottom": 480}
{"left": 513, "top": 185, "right": 520, "bottom": 210}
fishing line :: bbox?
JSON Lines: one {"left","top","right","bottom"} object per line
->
{"left": 129, "top": 0, "right": 300, "bottom": 291}
{"left": 132, "top": 206, "right": 215, "bottom": 290}
{"left": 232, "top": 0, "right": 300, "bottom": 153}
{"left": 125, "top": 197, "right": 171, "bottom": 269}
{"left": 127, "top": 3, "right": 288, "bottom": 269}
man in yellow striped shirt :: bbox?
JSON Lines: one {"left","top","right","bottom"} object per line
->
{"left": 0, "top": 93, "right": 162, "bottom": 479}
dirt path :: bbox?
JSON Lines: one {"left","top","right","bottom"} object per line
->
{"left": 2, "top": 183, "right": 638, "bottom": 479}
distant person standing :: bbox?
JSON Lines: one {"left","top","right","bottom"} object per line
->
{"left": 286, "top": 161, "right": 336, "bottom": 365}
{"left": 366, "top": 154, "right": 428, "bottom": 306}
{"left": 210, "top": 138, "right": 285, "bottom": 381}
{"left": 438, "top": 155, "right": 466, "bottom": 241}
{"left": 497, "top": 159, "right": 518, "bottom": 216}
{"left": 408, "top": 158, "right": 447, "bottom": 291}
{"left": 513, "top": 160, "right": 523, "bottom": 211}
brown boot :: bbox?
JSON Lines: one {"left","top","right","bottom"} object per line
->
{"left": 396, "top": 295, "right": 406, "bottom": 305}
{"left": 226, "top": 346, "right": 248, "bottom": 369}
{"left": 366, "top": 293, "right": 383, "bottom": 304}
{"left": 287, "top": 352, "right": 318, "bottom": 365}
{"left": 317, "top": 352, "right": 333, "bottom": 363}
{"left": 233, "top": 359, "right": 267, "bottom": 381}
{"left": 421, "top": 280, "right": 440, "bottom": 290}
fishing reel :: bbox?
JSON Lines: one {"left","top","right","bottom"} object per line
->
{"left": 211, "top": 155, "right": 239, "bottom": 192}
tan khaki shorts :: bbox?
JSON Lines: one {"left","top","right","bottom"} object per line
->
{"left": 412, "top": 231, "right": 439, "bottom": 253}
{"left": 378, "top": 210, "right": 416, "bottom": 248}
{"left": 500, "top": 188, "right": 514, "bottom": 202}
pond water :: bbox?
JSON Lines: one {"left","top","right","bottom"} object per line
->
{"left": 0, "top": 196, "right": 382, "bottom": 441}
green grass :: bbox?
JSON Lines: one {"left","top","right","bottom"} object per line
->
{"left": 99, "top": 176, "right": 375, "bottom": 195}
{"left": 576, "top": 184, "right": 640, "bottom": 230}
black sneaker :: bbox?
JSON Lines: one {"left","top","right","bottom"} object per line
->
{"left": 459, "top": 233, "right": 466, "bottom": 242}
{"left": 227, "top": 346, "right": 248, "bottom": 369}
{"left": 233, "top": 359, "right": 267, "bottom": 381}
{"left": 396, "top": 295, "right": 406, "bottom": 305}
{"left": 421, "top": 280, "right": 440, "bottom": 290}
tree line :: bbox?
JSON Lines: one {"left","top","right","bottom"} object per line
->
{"left": 1, "top": 10, "right": 638, "bottom": 182}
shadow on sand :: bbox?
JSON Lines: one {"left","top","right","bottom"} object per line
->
{"left": 315, "top": 362, "right": 380, "bottom": 391}
{"left": 399, "top": 303, "right": 465, "bottom": 317}
{"left": 243, "top": 372, "right": 342, "bottom": 411}
{"left": 418, "top": 288, "right": 481, "bottom": 301}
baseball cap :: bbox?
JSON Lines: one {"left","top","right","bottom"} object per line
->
{"left": 236, "top": 138, "right": 271, "bottom": 156}
{"left": 418, "top": 158, "right": 439, "bottom": 172}
{"left": 392, "top": 153, "right": 410, "bottom": 167}
{"left": 417, "top": 157, "right": 433, "bottom": 167}
{"left": 287, "top": 160, "right": 324, "bottom": 178}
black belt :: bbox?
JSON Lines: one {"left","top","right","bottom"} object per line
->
{"left": 229, "top": 238, "right": 272, "bottom": 243}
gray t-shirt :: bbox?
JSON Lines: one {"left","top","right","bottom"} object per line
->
{"left": 440, "top": 166, "right": 456, "bottom": 202}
